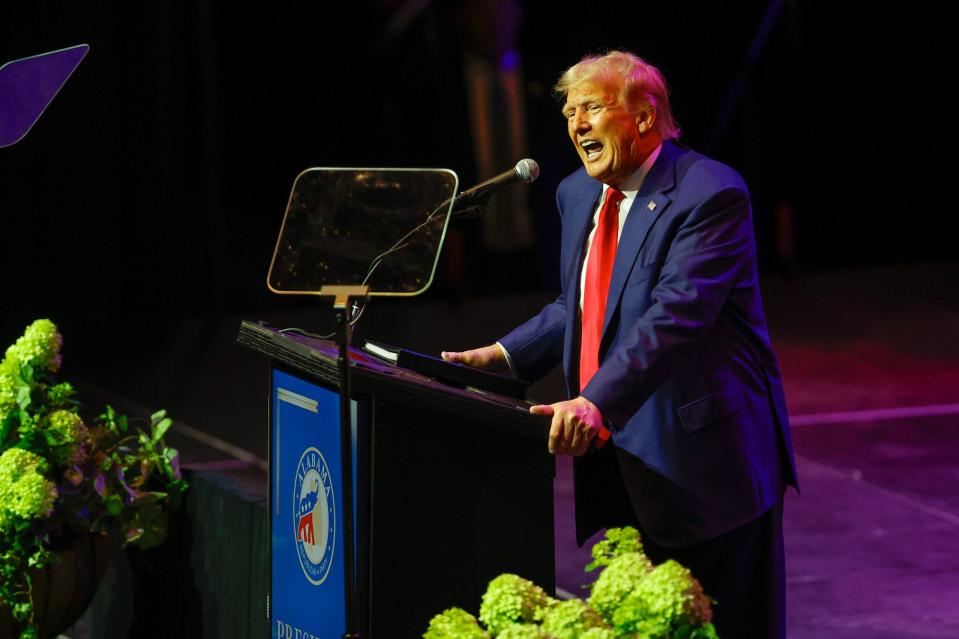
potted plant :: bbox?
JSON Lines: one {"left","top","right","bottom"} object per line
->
{"left": 0, "top": 319, "right": 188, "bottom": 639}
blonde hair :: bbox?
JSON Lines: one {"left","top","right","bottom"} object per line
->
{"left": 554, "top": 50, "right": 681, "bottom": 140}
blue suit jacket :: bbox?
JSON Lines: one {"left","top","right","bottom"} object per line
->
{"left": 500, "top": 141, "right": 798, "bottom": 545}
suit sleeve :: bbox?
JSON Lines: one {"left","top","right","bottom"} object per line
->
{"left": 497, "top": 295, "right": 566, "bottom": 382}
{"left": 582, "top": 184, "right": 754, "bottom": 428}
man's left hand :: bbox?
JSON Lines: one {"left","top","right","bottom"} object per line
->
{"left": 530, "top": 396, "right": 604, "bottom": 456}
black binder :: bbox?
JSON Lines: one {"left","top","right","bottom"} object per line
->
{"left": 362, "top": 340, "right": 529, "bottom": 399}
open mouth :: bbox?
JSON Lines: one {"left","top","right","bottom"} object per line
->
{"left": 580, "top": 140, "right": 603, "bottom": 160}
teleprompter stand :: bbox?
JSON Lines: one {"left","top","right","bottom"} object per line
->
{"left": 319, "top": 284, "right": 368, "bottom": 639}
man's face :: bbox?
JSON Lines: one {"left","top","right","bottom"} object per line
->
{"left": 564, "top": 81, "right": 645, "bottom": 186}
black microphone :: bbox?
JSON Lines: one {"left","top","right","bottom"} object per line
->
{"left": 446, "top": 158, "right": 540, "bottom": 215}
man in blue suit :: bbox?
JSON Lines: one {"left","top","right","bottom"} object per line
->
{"left": 443, "top": 50, "right": 797, "bottom": 637}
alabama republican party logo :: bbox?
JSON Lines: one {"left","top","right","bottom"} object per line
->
{"left": 293, "top": 447, "right": 335, "bottom": 585}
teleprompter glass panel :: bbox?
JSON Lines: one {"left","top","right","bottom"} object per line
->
{"left": 267, "top": 168, "right": 458, "bottom": 297}
{"left": 0, "top": 44, "right": 89, "bottom": 148}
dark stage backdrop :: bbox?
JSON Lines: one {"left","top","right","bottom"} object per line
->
{"left": 2, "top": 1, "right": 957, "bottom": 360}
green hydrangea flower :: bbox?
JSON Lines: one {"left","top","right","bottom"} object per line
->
{"left": 496, "top": 623, "right": 547, "bottom": 639}
{"left": 4, "top": 319, "right": 63, "bottom": 373}
{"left": 540, "top": 598, "right": 609, "bottom": 639}
{"left": 0, "top": 358, "right": 18, "bottom": 416}
{"left": 45, "top": 409, "right": 89, "bottom": 465}
{"left": 0, "top": 448, "right": 58, "bottom": 532}
{"left": 479, "top": 574, "right": 557, "bottom": 636}
{"left": 587, "top": 552, "right": 653, "bottom": 622}
{"left": 423, "top": 607, "right": 489, "bottom": 639}
{"left": 586, "top": 526, "right": 644, "bottom": 572}
{"left": 579, "top": 628, "right": 616, "bottom": 639}
{"left": 611, "top": 559, "right": 713, "bottom": 637}
{"left": 0, "top": 390, "right": 14, "bottom": 421}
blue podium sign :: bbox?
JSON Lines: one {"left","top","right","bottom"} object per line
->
{"left": 271, "top": 369, "right": 352, "bottom": 638}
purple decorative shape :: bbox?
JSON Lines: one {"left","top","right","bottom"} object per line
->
{"left": 0, "top": 44, "right": 88, "bottom": 148}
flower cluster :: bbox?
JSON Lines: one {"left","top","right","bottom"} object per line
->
{"left": 424, "top": 607, "right": 490, "bottom": 639}
{"left": 498, "top": 624, "right": 548, "bottom": 638}
{"left": 587, "top": 551, "right": 654, "bottom": 621}
{"left": 423, "top": 526, "right": 719, "bottom": 639}
{"left": 611, "top": 560, "right": 714, "bottom": 638}
{"left": 584, "top": 526, "right": 644, "bottom": 572}
{"left": 540, "top": 599, "right": 608, "bottom": 639}
{"left": 0, "top": 449, "right": 57, "bottom": 531}
{"left": 0, "top": 365, "right": 16, "bottom": 416}
{"left": 0, "top": 319, "right": 187, "bottom": 639}
{"left": 479, "top": 574, "right": 557, "bottom": 636}
{"left": 4, "top": 318, "right": 62, "bottom": 374}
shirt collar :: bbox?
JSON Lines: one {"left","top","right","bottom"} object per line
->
{"left": 602, "top": 143, "right": 663, "bottom": 199}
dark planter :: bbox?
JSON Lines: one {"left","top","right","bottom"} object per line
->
{"left": 0, "top": 533, "right": 111, "bottom": 639}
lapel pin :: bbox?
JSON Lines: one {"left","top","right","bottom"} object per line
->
{"left": 646, "top": 200, "right": 656, "bottom": 211}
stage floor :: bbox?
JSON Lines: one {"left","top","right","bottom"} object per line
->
{"left": 70, "top": 258, "right": 959, "bottom": 638}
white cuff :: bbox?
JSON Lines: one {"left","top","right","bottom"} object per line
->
{"left": 495, "top": 342, "right": 517, "bottom": 376}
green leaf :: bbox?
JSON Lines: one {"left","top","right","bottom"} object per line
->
{"left": 128, "top": 498, "right": 169, "bottom": 549}
{"left": 691, "top": 623, "right": 720, "bottom": 639}
{"left": 152, "top": 417, "right": 172, "bottom": 443}
{"left": 20, "top": 362, "right": 36, "bottom": 385}
{"left": 0, "top": 411, "right": 16, "bottom": 448}
{"left": 104, "top": 493, "right": 124, "bottom": 516}
{"left": 17, "top": 384, "right": 32, "bottom": 409}
{"left": 125, "top": 526, "right": 144, "bottom": 543}
{"left": 44, "top": 428, "right": 66, "bottom": 446}
{"left": 101, "top": 405, "right": 128, "bottom": 433}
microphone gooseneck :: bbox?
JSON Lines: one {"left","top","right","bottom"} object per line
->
{"left": 449, "top": 158, "right": 540, "bottom": 215}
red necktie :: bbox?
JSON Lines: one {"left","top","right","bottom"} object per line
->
{"left": 579, "top": 187, "right": 625, "bottom": 392}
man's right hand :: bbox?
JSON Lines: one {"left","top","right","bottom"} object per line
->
{"left": 441, "top": 344, "right": 509, "bottom": 373}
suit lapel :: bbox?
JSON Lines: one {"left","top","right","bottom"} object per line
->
{"left": 600, "top": 142, "right": 680, "bottom": 338}
{"left": 563, "top": 178, "right": 603, "bottom": 299}
{"left": 562, "top": 175, "right": 602, "bottom": 390}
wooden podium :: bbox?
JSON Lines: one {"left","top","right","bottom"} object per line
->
{"left": 238, "top": 320, "right": 555, "bottom": 638}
